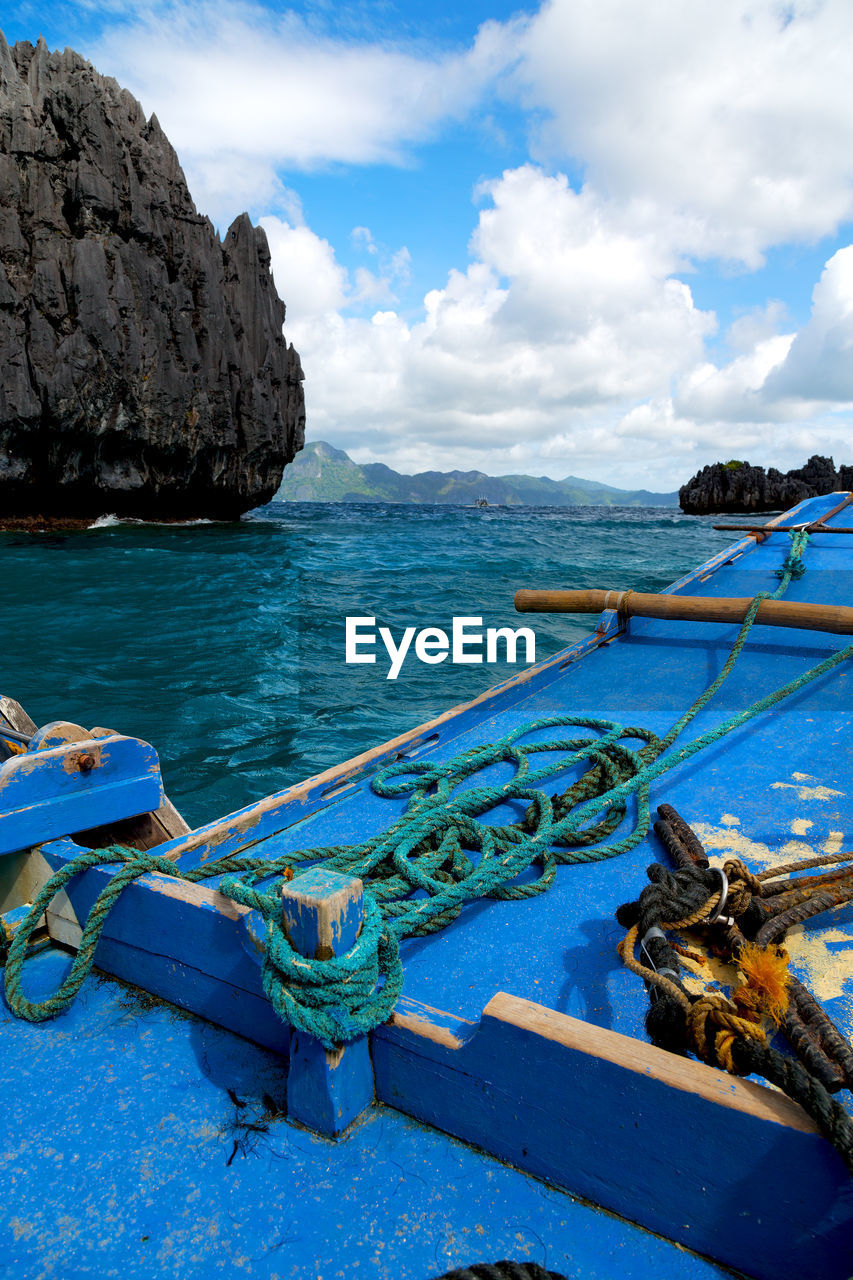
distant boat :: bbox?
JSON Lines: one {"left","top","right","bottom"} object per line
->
{"left": 474, "top": 495, "right": 490, "bottom": 507}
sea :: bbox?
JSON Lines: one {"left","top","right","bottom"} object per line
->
{"left": 3, "top": 501, "right": 735, "bottom": 829}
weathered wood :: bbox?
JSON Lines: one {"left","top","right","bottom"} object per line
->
{"left": 28, "top": 721, "right": 91, "bottom": 750}
{"left": 0, "top": 735, "right": 163, "bottom": 858}
{"left": 281, "top": 867, "right": 375, "bottom": 1136}
{"left": 1, "top": 900, "right": 48, "bottom": 957}
{"left": 713, "top": 523, "right": 853, "bottom": 534}
{"left": 39, "top": 848, "right": 377, "bottom": 1133}
{"left": 77, "top": 793, "right": 191, "bottom": 853}
{"left": 374, "top": 993, "right": 853, "bottom": 1280}
{"left": 80, "top": 726, "right": 191, "bottom": 850}
{"left": 28, "top": 835, "right": 853, "bottom": 1274}
{"left": 712, "top": 493, "right": 853, "bottom": 536}
{"left": 515, "top": 588, "right": 853, "bottom": 633}
{"left": 0, "top": 697, "right": 37, "bottom": 736}
{"left": 0, "top": 710, "right": 187, "bottom": 856}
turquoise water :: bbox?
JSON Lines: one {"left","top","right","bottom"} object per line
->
{"left": 3, "top": 502, "right": 733, "bottom": 828}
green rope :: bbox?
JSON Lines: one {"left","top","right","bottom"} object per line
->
{"left": 7, "top": 530, "right": 848, "bottom": 1049}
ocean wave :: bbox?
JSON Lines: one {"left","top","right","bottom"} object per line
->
{"left": 3, "top": 505, "right": 731, "bottom": 827}
{"left": 88, "top": 515, "right": 216, "bottom": 529}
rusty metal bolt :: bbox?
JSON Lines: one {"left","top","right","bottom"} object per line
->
{"left": 77, "top": 753, "right": 96, "bottom": 773}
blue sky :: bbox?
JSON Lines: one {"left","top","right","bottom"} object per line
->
{"left": 4, "top": 1, "right": 853, "bottom": 487}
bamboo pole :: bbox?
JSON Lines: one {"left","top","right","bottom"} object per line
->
{"left": 712, "top": 524, "right": 853, "bottom": 534}
{"left": 514, "top": 589, "right": 853, "bottom": 634}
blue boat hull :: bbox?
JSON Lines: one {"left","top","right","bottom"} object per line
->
{"left": 3, "top": 491, "right": 853, "bottom": 1277}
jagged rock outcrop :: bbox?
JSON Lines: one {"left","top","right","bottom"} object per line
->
{"left": 0, "top": 33, "right": 305, "bottom": 520}
{"left": 679, "top": 456, "right": 853, "bottom": 515}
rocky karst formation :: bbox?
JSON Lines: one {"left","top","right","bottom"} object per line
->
{"left": 0, "top": 33, "right": 304, "bottom": 520}
{"left": 679, "top": 456, "right": 853, "bottom": 515}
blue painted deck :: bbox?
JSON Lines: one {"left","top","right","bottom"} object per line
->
{"left": 4, "top": 491, "right": 853, "bottom": 1276}
{"left": 164, "top": 494, "right": 853, "bottom": 1052}
{"left": 0, "top": 948, "right": 730, "bottom": 1279}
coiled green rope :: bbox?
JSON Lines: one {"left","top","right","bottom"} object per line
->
{"left": 7, "top": 530, "right": 849, "bottom": 1048}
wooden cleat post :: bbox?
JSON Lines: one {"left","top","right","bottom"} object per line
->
{"left": 281, "top": 867, "right": 375, "bottom": 1137}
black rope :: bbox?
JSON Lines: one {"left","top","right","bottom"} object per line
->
{"left": 618, "top": 836, "right": 853, "bottom": 1175}
{"left": 734, "top": 1039, "right": 853, "bottom": 1173}
{"left": 434, "top": 1263, "right": 568, "bottom": 1280}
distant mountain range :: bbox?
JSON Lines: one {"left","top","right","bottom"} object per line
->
{"left": 276, "top": 442, "right": 679, "bottom": 507}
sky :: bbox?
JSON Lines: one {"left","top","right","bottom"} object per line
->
{"left": 4, "top": 0, "right": 853, "bottom": 489}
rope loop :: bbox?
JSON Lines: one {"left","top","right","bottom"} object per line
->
{"left": 688, "top": 993, "right": 766, "bottom": 1070}
{"left": 223, "top": 878, "right": 404, "bottom": 1052}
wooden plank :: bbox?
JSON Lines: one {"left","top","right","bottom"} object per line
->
{"left": 0, "top": 696, "right": 37, "bottom": 736}
{"left": 373, "top": 993, "right": 853, "bottom": 1280}
{"left": 75, "top": 794, "right": 191, "bottom": 853}
{"left": 88, "top": 932, "right": 290, "bottom": 1054}
{"left": 515, "top": 588, "right": 853, "bottom": 634}
{"left": 713, "top": 524, "right": 853, "bottom": 534}
{"left": 39, "top": 840, "right": 268, "bottom": 997}
{"left": 712, "top": 495, "right": 853, "bottom": 536}
{"left": 28, "top": 721, "right": 91, "bottom": 750}
{"left": 85, "top": 727, "right": 191, "bottom": 847}
{"left": 30, "top": 839, "right": 825, "bottom": 1140}
{"left": 0, "top": 736, "right": 163, "bottom": 857}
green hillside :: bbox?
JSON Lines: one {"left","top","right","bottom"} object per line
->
{"left": 276, "top": 441, "right": 678, "bottom": 506}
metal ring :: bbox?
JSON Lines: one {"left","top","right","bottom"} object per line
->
{"left": 705, "top": 868, "right": 730, "bottom": 925}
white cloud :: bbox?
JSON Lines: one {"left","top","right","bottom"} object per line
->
{"left": 270, "top": 165, "right": 718, "bottom": 486}
{"left": 78, "top": 0, "right": 853, "bottom": 484}
{"left": 668, "top": 244, "right": 853, "bottom": 428}
{"left": 516, "top": 0, "right": 853, "bottom": 264}
{"left": 351, "top": 227, "right": 377, "bottom": 254}
{"left": 259, "top": 217, "right": 348, "bottom": 323}
{"left": 675, "top": 334, "right": 798, "bottom": 423}
{"left": 268, "top": 165, "right": 853, "bottom": 486}
{"left": 91, "top": 1, "right": 523, "bottom": 226}
{"left": 260, "top": 217, "right": 412, "bottom": 318}
{"left": 725, "top": 302, "right": 791, "bottom": 354}
{"left": 762, "top": 246, "right": 853, "bottom": 402}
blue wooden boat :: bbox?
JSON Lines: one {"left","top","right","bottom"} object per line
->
{"left": 3, "top": 490, "right": 853, "bottom": 1278}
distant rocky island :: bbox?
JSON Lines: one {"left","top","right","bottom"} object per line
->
{"left": 0, "top": 33, "right": 304, "bottom": 522}
{"left": 276, "top": 441, "right": 679, "bottom": 506}
{"left": 679, "top": 455, "right": 852, "bottom": 515}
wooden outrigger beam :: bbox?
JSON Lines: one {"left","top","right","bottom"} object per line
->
{"left": 713, "top": 523, "right": 853, "bottom": 534}
{"left": 515, "top": 589, "right": 853, "bottom": 634}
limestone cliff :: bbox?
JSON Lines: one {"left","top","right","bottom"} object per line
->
{"left": 0, "top": 33, "right": 304, "bottom": 520}
{"left": 679, "top": 456, "right": 853, "bottom": 515}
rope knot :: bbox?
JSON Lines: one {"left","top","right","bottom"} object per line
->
{"left": 775, "top": 529, "right": 810, "bottom": 581}
{"left": 723, "top": 857, "right": 762, "bottom": 914}
{"left": 221, "top": 874, "right": 403, "bottom": 1051}
{"left": 688, "top": 992, "right": 766, "bottom": 1072}
{"left": 776, "top": 553, "right": 807, "bottom": 580}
